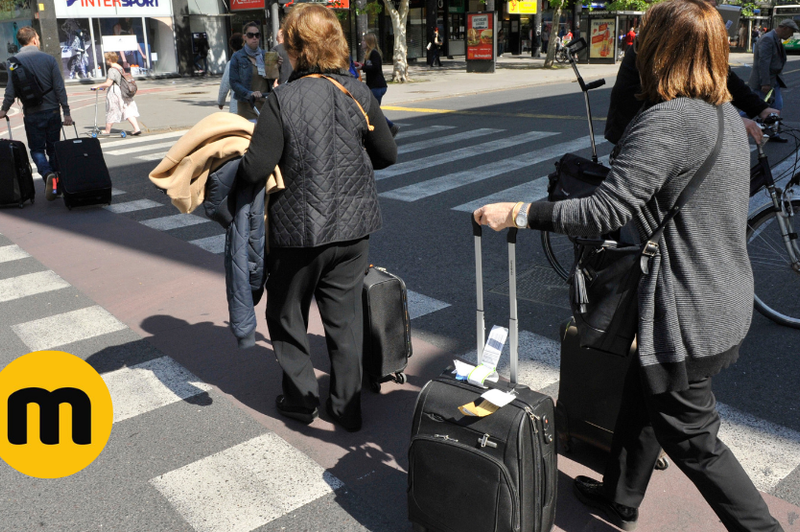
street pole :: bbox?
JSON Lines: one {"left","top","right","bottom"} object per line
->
{"left": 36, "top": 0, "right": 61, "bottom": 67}
{"left": 271, "top": 1, "right": 280, "bottom": 48}
{"left": 531, "top": 0, "right": 542, "bottom": 57}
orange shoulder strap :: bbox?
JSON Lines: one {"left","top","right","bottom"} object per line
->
{"left": 307, "top": 73, "right": 374, "bottom": 132}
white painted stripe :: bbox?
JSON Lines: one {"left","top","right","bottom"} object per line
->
{"left": 103, "top": 356, "right": 213, "bottom": 423}
{"left": 111, "top": 188, "right": 126, "bottom": 196}
{"left": 189, "top": 234, "right": 226, "bottom": 254}
{"left": 375, "top": 131, "right": 559, "bottom": 180}
{"left": 0, "top": 271, "right": 71, "bottom": 303}
{"left": 717, "top": 402, "right": 800, "bottom": 493}
{"left": 150, "top": 433, "right": 345, "bottom": 532}
{"left": 140, "top": 214, "right": 210, "bottom": 231}
{"left": 135, "top": 152, "right": 168, "bottom": 162}
{"left": 407, "top": 290, "right": 451, "bottom": 319}
{"left": 395, "top": 125, "right": 456, "bottom": 139}
{"left": 460, "top": 330, "right": 561, "bottom": 392}
{"left": 100, "top": 129, "right": 187, "bottom": 148}
{"left": 452, "top": 154, "right": 611, "bottom": 212}
{"left": 104, "top": 199, "right": 163, "bottom": 214}
{"left": 0, "top": 245, "right": 30, "bottom": 264}
{"left": 106, "top": 140, "right": 177, "bottom": 156}
{"left": 381, "top": 136, "right": 607, "bottom": 202}
{"left": 11, "top": 305, "right": 128, "bottom": 351}
{"left": 398, "top": 128, "right": 501, "bottom": 155}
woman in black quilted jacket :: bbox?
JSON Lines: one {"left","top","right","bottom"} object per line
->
{"left": 237, "top": 4, "right": 397, "bottom": 432}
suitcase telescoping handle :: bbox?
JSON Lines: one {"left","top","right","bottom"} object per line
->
{"left": 471, "top": 216, "right": 519, "bottom": 386}
{"left": 60, "top": 122, "right": 80, "bottom": 141}
{"left": 4, "top": 115, "right": 12, "bottom": 141}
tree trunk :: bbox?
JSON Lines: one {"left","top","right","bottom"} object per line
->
{"left": 543, "top": 5, "right": 562, "bottom": 68}
{"left": 382, "top": 0, "right": 411, "bottom": 82}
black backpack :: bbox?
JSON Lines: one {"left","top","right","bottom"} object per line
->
{"left": 8, "top": 57, "right": 51, "bottom": 108}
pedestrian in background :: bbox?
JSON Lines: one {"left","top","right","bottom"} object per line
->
{"left": 91, "top": 52, "right": 142, "bottom": 136}
{"left": 218, "top": 32, "right": 244, "bottom": 113}
{"left": 356, "top": 32, "right": 399, "bottom": 137}
{"left": 230, "top": 21, "right": 274, "bottom": 122}
{"left": 428, "top": 27, "right": 442, "bottom": 67}
{"left": 0, "top": 26, "right": 72, "bottom": 201}
{"left": 272, "top": 29, "right": 293, "bottom": 86}
{"left": 236, "top": 4, "right": 396, "bottom": 432}
{"left": 475, "top": 2, "right": 785, "bottom": 531}
{"left": 194, "top": 34, "right": 210, "bottom": 75}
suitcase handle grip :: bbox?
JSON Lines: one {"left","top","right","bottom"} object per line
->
{"left": 472, "top": 214, "right": 519, "bottom": 385}
{"left": 61, "top": 122, "right": 80, "bottom": 141}
{"left": 4, "top": 115, "right": 12, "bottom": 141}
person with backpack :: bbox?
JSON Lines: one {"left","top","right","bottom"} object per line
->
{"left": 90, "top": 52, "right": 141, "bottom": 136}
{"left": 0, "top": 26, "right": 73, "bottom": 202}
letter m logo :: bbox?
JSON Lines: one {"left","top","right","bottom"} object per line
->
{"left": 7, "top": 387, "right": 91, "bottom": 445}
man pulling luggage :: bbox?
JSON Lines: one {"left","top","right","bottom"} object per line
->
{"left": 0, "top": 26, "right": 73, "bottom": 201}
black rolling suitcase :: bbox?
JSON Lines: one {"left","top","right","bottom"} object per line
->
{"left": 556, "top": 318, "right": 669, "bottom": 469}
{"left": 54, "top": 123, "right": 112, "bottom": 210}
{"left": 362, "top": 265, "right": 412, "bottom": 392}
{"left": 407, "top": 220, "right": 557, "bottom": 532}
{"left": 0, "top": 116, "right": 35, "bottom": 208}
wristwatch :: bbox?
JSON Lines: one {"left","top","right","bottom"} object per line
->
{"left": 514, "top": 203, "right": 530, "bottom": 229}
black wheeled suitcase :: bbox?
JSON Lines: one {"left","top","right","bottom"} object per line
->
{"left": 362, "top": 265, "right": 412, "bottom": 392}
{"left": 54, "top": 123, "right": 112, "bottom": 210}
{"left": 407, "top": 219, "right": 558, "bottom": 532}
{"left": 0, "top": 116, "right": 35, "bottom": 208}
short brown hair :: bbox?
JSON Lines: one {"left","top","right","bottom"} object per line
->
{"left": 636, "top": 0, "right": 730, "bottom": 105}
{"left": 104, "top": 51, "right": 120, "bottom": 64}
{"left": 282, "top": 4, "right": 348, "bottom": 72}
{"left": 16, "top": 27, "right": 38, "bottom": 46}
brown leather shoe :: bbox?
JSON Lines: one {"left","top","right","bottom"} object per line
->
{"left": 574, "top": 475, "right": 638, "bottom": 531}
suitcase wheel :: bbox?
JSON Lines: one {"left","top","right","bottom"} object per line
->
{"left": 655, "top": 455, "right": 670, "bottom": 471}
{"left": 393, "top": 372, "right": 407, "bottom": 385}
{"left": 18, "top": 202, "right": 24, "bottom": 209}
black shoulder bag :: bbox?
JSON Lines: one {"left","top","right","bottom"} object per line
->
{"left": 570, "top": 105, "right": 725, "bottom": 356}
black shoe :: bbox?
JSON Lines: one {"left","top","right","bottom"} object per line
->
{"left": 275, "top": 395, "right": 318, "bottom": 424}
{"left": 326, "top": 398, "right": 361, "bottom": 432}
{"left": 573, "top": 476, "right": 638, "bottom": 531}
{"left": 769, "top": 134, "right": 789, "bottom": 143}
{"left": 389, "top": 123, "right": 400, "bottom": 138}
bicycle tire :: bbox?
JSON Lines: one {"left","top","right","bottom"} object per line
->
{"left": 541, "top": 230, "right": 575, "bottom": 282}
{"left": 555, "top": 50, "right": 568, "bottom": 64}
{"left": 746, "top": 199, "right": 800, "bottom": 329}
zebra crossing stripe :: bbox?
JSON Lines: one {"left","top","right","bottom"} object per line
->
{"left": 106, "top": 141, "right": 178, "bottom": 156}
{"left": 11, "top": 305, "right": 128, "bottom": 351}
{"left": 189, "top": 234, "right": 226, "bottom": 254}
{"left": 381, "top": 136, "right": 607, "bottom": 202}
{"left": 398, "top": 128, "right": 502, "bottom": 155}
{"left": 103, "top": 356, "right": 212, "bottom": 423}
{"left": 0, "top": 271, "right": 71, "bottom": 303}
{"left": 140, "top": 214, "right": 211, "bottom": 231}
{"left": 104, "top": 199, "right": 163, "bottom": 214}
{"left": 112, "top": 188, "right": 127, "bottom": 196}
{"left": 150, "top": 433, "right": 345, "bottom": 532}
{"left": 100, "top": 129, "right": 187, "bottom": 149}
{"left": 0, "top": 245, "right": 31, "bottom": 264}
{"left": 407, "top": 290, "right": 451, "bottom": 319}
{"left": 136, "top": 152, "right": 169, "bottom": 162}
{"left": 395, "top": 125, "right": 456, "bottom": 139}
{"left": 451, "top": 154, "right": 610, "bottom": 212}
{"left": 375, "top": 130, "right": 559, "bottom": 180}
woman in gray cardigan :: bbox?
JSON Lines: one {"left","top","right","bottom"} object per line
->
{"left": 475, "top": 1, "right": 783, "bottom": 530}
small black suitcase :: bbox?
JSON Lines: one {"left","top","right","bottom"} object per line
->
{"left": 0, "top": 116, "right": 35, "bottom": 208}
{"left": 362, "top": 265, "right": 412, "bottom": 392}
{"left": 407, "top": 220, "right": 557, "bottom": 532}
{"left": 54, "top": 123, "right": 112, "bottom": 210}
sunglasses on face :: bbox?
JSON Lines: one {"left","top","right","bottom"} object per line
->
{"left": 246, "top": 32, "right": 260, "bottom": 39}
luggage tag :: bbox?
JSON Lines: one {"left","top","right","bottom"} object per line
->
{"left": 467, "top": 325, "right": 506, "bottom": 387}
{"left": 459, "top": 388, "right": 517, "bottom": 417}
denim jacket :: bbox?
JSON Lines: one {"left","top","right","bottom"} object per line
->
{"left": 229, "top": 48, "right": 264, "bottom": 103}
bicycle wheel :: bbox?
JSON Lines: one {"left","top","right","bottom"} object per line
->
{"left": 541, "top": 230, "right": 575, "bottom": 282}
{"left": 555, "top": 50, "right": 568, "bottom": 64}
{"left": 746, "top": 199, "right": 800, "bottom": 329}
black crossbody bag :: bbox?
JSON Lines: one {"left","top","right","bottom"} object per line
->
{"left": 569, "top": 105, "right": 725, "bottom": 356}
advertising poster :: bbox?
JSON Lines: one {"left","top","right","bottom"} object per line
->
{"left": 466, "top": 12, "right": 493, "bottom": 60}
{"left": 590, "top": 18, "right": 615, "bottom": 59}
{"left": 507, "top": 0, "right": 536, "bottom": 15}
{"left": 230, "top": 0, "right": 265, "bottom": 10}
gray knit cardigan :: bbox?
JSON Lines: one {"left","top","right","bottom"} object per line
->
{"left": 530, "top": 98, "right": 754, "bottom": 395}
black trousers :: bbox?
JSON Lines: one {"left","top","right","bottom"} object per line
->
{"left": 602, "top": 357, "right": 783, "bottom": 532}
{"left": 265, "top": 237, "right": 369, "bottom": 423}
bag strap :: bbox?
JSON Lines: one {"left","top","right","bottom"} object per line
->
{"left": 640, "top": 105, "right": 725, "bottom": 272}
{"left": 306, "top": 73, "right": 374, "bottom": 132}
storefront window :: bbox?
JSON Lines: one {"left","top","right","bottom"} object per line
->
{"left": 56, "top": 18, "right": 98, "bottom": 80}
{"left": 1, "top": 1, "right": 34, "bottom": 83}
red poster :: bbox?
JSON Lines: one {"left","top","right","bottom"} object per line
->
{"left": 466, "top": 13, "right": 494, "bottom": 60}
{"left": 231, "top": 0, "right": 265, "bottom": 10}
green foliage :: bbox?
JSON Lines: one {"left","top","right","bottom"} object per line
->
{"left": 547, "top": 0, "right": 568, "bottom": 8}
{"left": 606, "top": 0, "right": 656, "bottom": 11}
{"left": 727, "top": 1, "right": 758, "bottom": 17}
{"left": 355, "top": 0, "right": 383, "bottom": 15}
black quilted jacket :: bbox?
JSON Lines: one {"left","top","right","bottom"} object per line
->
{"left": 238, "top": 70, "right": 396, "bottom": 248}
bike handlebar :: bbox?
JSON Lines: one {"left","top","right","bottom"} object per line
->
{"left": 583, "top": 79, "right": 606, "bottom": 91}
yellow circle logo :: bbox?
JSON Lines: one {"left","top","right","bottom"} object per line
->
{"left": 0, "top": 350, "right": 113, "bottom": 478}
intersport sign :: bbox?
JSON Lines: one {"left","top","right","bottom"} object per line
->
{"left": 56, "top": 0, "right": 173, "bottom": 18}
